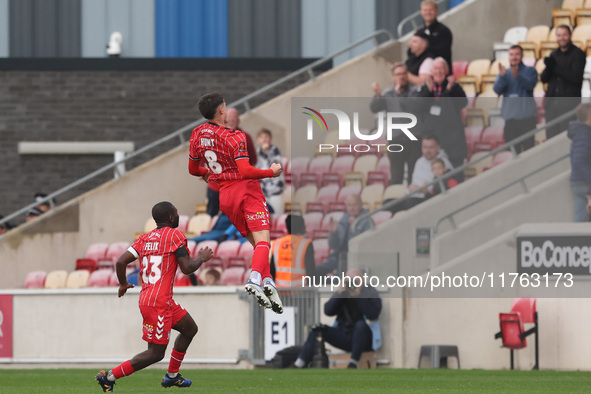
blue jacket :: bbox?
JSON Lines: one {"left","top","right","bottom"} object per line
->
{"left": 568, "top": 121, "right": 591, "bottom": 184}
{"left": 493, "top": 63, "right": 538, "bottom": 120}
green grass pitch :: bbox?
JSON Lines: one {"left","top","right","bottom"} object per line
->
{"left": 0, "top": 368, "right": 590, "bottom": 393}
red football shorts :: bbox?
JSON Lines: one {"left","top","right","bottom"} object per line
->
{"left": 219, "top": 179, "right": 271, "bottom": 237}
{"left": 139, "top": 301, "right": 187, "bottom": 345}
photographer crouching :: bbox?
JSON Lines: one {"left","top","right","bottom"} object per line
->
{"left": 293, "top": 269, "right": 382, "bottom": 369}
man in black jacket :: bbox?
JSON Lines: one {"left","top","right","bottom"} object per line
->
{"left": 293, "top": 269, "right": 382, "bottom": 369}
{"left": 409, "top": 0, "right": 453, "bottom": 68}
{"left": 541, "top": 25, "right": 586, "bottom": 139}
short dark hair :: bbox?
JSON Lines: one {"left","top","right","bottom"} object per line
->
{"left": 422, "top": 134, "right": 440, "bottom": 145}
{"left": 576, "top": 103, "right": 591, "bottom": 122}
{"left": 257, "top": 128, "right": 273, "bottom": 138}
{"left": 152, "top": 201, "right": 176, "bottom": 224}
{"left": 286, "top": 214, "right": 306, "bottom": 235}
{"left": 198, "top": 92, "right": 225, "bottom": 120}
{"left": 509, "top": 45, "right": 523, "bottom": 53}
{"left": 556, "top": 24, "right": 572, "bottom": 35}
{"left": 431, "top": 158, "right": 445, "bottom": 167}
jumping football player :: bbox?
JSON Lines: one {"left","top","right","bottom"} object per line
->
{"left": 96, "top": 201, "right": 213, "bottom": 392}
{"left": 188, "top": 92, "right": 284, "bottom": 314}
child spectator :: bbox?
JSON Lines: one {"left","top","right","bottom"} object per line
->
{"left": 430, "top": 158, "right": 459, "bottom": 197}
{"left": 255, "top": 128, "right": 285, "bottom": 215}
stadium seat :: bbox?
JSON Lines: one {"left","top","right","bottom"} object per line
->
{"left": 106, "top": 242, "right": 131, "bottom": 261}
{"left": 337, "top": 184, "right": 362, "bottom": 203}
{"left": 361, "top": 184, "right": 385, "bottom": 210}
{"left": 177, "top": 215, "right": 190, "bottom": 233}
{"left": 539, "top": 40, "right": 559, "bottom": 59}
{"left": 289, "top": 157, "right": 311, "bottom": 186}
{"left": 24, "top": 270, "right": 47, "bottom": 288}
{"left": 330, "top": 155, "right": 356, "bottom": 177}
{"left": 308, "top": 155, "right": 333, "bottom": 175}
{"left": 352, "top": 155, "right": 378, "bottom": 184}
{"left": 462, "top": 59, "right": 492, "bottom": 93}
{"left": 187, "top": 240, "right": 197, "bottom": 257}
{"left": 492, "top": 150, "right": 515, "bottom": 168}
{"left": 573, "top": 24, "right": 591, "bottom": 46}
{"left": 466, "top": 93, "right": 500, "bottom": 127}
{"left": 221, "top": 267, "right": 246, "bottom": 285}
{"left": 273, "top": 213, "right": 289, "bottom": 234}
{"left": 298, "top": 173, "right": 320, "bottom": 188}
{"left": 552, "top": 8, "right": 574, "bottom": 27}
{"left": 366, "top": 171, "right": 389, "bottom": 188}
{"left": 292, "top": 185, "right": 318, "bottom": 214}
{"left": 75, "top": 258, "right": 97, "bottom": 272}
{"left": 561, "top": 0, "right": 584, "bottom": 11}
{"left": 195, "top": 240, "right": 218, "bottom": 257}
{"left": 382, "top": 184, "right": 406, "bottom": 201}
{"left": 316, "top": 184, "right": 340, "bottom": 212}
{"left": 216, "top": 240, "right": 242, "bottom": 268}
{"left": 66, "top": 270, "right": 90, "bottom": 288}
{"left": 493, "top": 26, "right": 528, "bottom": 60}
{"left": 465, "top": 126, "right": 484, "bottom": 158}
{"left": 238, "top": 242, "right": 254, "bottom": 259}
{"left": 475, "top": 125, "right": 505, "bottom": 151}
{"left": 585, "top": 0, "right": 591, "bottom": 8}
{"left": 88, "top": 269, "right": 114, "bottom": 287}
{"left": 44, "top": 270, "right": 68, "bottom": 289}
{"left": 303, "top": 212, "right": 324, "bottom": 238}
{"left": 464, "top": 151, "right": 494, "bottom": 179}
{"left": 322, "top": 211, "right": 344, "bottom": 230}
{"left": 494, "top": 298, "right": 539, "bottom": 370}
{"left": 283, "top": 184, "right": 293, "bottom": 212}
{"left": 452, "top": 60, "right": 469, "bottom": 78}
{"left": 522, "top": 25, "right": 551, "bottom": 57}
{"left": 578, "top": 8, "right": 591, "bottom": 25}
{"left": 85, "top": 242, "right": 109, "bottom": 262}
{"left": 96, "top": 258, "right": 115, "bottom": 270}
{"left": 227, "top": 256, "right": 249, "bottom": 269}
{"left": 187, "top": 214, "right": 211, "bottom": 236}
{"left": 312, "top": 238, "right": 330, "bottom": 264}
{"left": 371, "top": 210, "right": 393, "bottom": 227}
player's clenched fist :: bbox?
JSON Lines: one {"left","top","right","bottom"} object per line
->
{"left": 197, "top": 246, "right": 214, "bottom": 262}
{"left": 270, "top": 163, "right": 282, "bottom": 177}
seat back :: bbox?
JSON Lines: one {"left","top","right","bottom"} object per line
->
{"left": 44, "top": 270, "right": 68, "bottom": 289}
{"left": 238, "top": 242, "right": 254, "bottom": 259}
{"left": 24, "top": 270, "right": 47, "bottom": 288}
{"left": 216, "top": 240, "right": 242, "bottom": 258}
{"left": 76, "top": 258, "right": 97, "bottom": 272}
{"left": 85, "top": 242, "right": 109, "bottom": 261}
{"left": 316, "top": 184, "right": 340, "bottom": 211}
{"left": 452, "top": 60, "right": 469, "bottom": 78}
{"left": 221, "top": 267, "right": 246, "bottom": 285}
{"left": 573, "top": 24, "right": 591, "bottom": 44}
{"left": 499, "top": 312, "right": 527, "bottom": 349}
{"left": 503, "top": 26, "right": 528, "bottom": 44}
{"left": 66, "top": 270, "right": 90, "bottom": 288}
{"left": 383, "top": 184, "right": 406, "bottom": 200}
{"left": 106, "top": 242, "right": 131, "bottom": 261}
{"left": 337, "top": 184, "right": 362, "bottom": 203}
{"left": 312, "top": 238, "right": 330, "bottom": 263}
{"left": 143, "top": 217, "right": 157, "bottom": 233}
{"left": 361, "top": 183, "right": 385, "bottom": 210}
{"left": 187, "top": 214, "right": 212, "bottom": 236}
{"left": 293, "top": 185, "right": 318, "bottom": 214}
{"left": 177, "top": 215, "right": 190, "bottom": 233}
{"left": 88, "top": 269, "right": 113, "bottom": 287}
{"left": 511, "top": 298, "right": 537, "bottom": 324}
{"left": 195, "top": 240, "right": 219, "bottom": 257}
{"left": 562, "top": 0, "right": 584, "bottom": 11}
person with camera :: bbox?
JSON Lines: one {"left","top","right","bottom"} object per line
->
{"left": 293, "top": 269, "right": 382, "bottom": 369}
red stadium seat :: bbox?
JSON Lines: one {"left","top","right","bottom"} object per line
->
{"left": 238, "top": 242, "right": 254, "bottom": 259}
{"left": 452, "top": 60, "right": 469, "bottom": 78}
{"left": 316, "top": 185, "right": 340, "bottom": 212}
{"left": 75, "top": 258, "right": 97, "bottom": 272}
{"left": 289, "top": 157, "right": 310, "bottom": 187}
{"left": 303, "top": 212, "right": 324, "bottom": 238}
{"left": 371, "top": 211, "right": 393, "bottom": 227}
{"left": 367, "top": 171, "right": 389, "bottom": 188}
{"left": 464, "top": 126, "right": 484, "bottom": 158}
{"left": 330, "top": 156, "right": 355, "bottom": 176}
{"left": 106, "top": 242, "right": 131, "bottom": 262}
{"left": 227, "top": 256, "right": 249, "bottom": 269}
{"left": 85, "top": 242, "right": 109, "bottom": 262}
{"left": 312, "top": 238, "right": 330, "bottom": 263}
{"left": 476, "top": 125, "right": 505, "bottom": 151}
{"left": 186, "top": 240, "right": 197, "bottom": 257}
{"left": 221, "top": 267, "right": 246, "bottom": 285}
{"left": 216, "top": 240, "right": 242, "bottom": 268}
{"left": 177, "top": 215, "right": 190, "bottom": 233}
{"left": 308, "top": 156, "right": 333, "bottom": 175}
{"left": 195, "top": 240, "right": 218, "bottom": 257}
{"left": 272, "top": 213, "right": 289, "bottom": 233}
{"left": 88, "top": 269, "right": 114, "bottom": 287}
{"left": 321, "top": 173, "right": 343, "bottom": 187}
{"left": 24, "top": 270, "right": 47, "bottom": 288}
{"left": 306, "top": 202, "right": 326, "bottom": 214}
{"left": 108, "top": 271, "right": 120, "bottom": 287}
{"left": 492, "top": 150, "right": 514, "bottom": 168}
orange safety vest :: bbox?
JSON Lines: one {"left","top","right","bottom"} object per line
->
{"left": 272, "top": 235, "right": 311, "bottom": 287}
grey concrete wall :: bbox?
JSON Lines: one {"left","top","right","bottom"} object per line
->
{"left": 0, "top": 0, "right": 8, "bottom": 57}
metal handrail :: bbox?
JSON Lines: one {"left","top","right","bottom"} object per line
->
{"left": 397, "top": 0, "right": 450, "bottom": 37}
{"left": 353, "top": 108, "right": 577, "bottom": 232}
{"left": 0, "top": 29, "right": 395, "bottom": 228}
{"left": 433, "top": 153, "right": 569, "bottom": 234}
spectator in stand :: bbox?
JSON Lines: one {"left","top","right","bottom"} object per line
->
{"left": 293, "top": 269, "right": 382, "bottom": 369}
{"left": 205, "top": 108, "right": 258, "bottom": 217}
{"left": 202, "top": 269, "right": 221, "bottom": 286}
{"left": 409, "top": 0, "right": 453, "bottom": 68}
{"left": 429, "top": 158, "right": 459, "bottom": 197}
{"left": 34, "top": 193, "right": 55, "bottom": 213}
{"left": 26, "top": 207, "right": 44, "bottom": 222}
{"left": 493, "top": 45, "right": 538, "bottom": 153}
{"left": 315, "top": 195, "right": 373, "bottom": 276}
{"left": 256, "top": 128, "right": 285, "bottom": 216}
{"left": 0, "top": 215, "right": 14, "bottom": 235}
{"left": 541, "top": 25, "right": 586, "bottom": 140}
{"left": 413, "top": 57, "right": 468, "bottom": 177}
{"left": 189, "top": 212, "right": 247, "bottom": 244}
{"left": 567, "top": 103, "right": 591, "bottom": 222}
{"left": 269, "top": 215, "right": 317, "bottom": 286}
{"left": 370, "top": 63, "right": 422, "bottom": 185}
{"left": 405, "top": 32, "right": 433, "bottom": 87}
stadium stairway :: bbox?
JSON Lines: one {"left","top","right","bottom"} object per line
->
{"left": 348, "top": 133, "right": 571, "bottom": 278}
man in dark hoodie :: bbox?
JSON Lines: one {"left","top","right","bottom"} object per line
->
{"left": 568, "top": 103, "right": 591, "bottom": 222}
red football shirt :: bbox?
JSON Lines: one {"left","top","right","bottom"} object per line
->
{"left": 189, "top": 122, "right": 250, "bottom": 188}
{"left": 129, "top": 226, "right": 187, "bottom": 308}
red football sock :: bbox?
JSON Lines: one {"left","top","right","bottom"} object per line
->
{"left": 252, "top": 241, "right": 271, "bottom": 279}
{"left": 168, "top": 349, "right": 186, "bottom": 374}
{"left": 112, "top": 360, "right": 135, "bottom": 379}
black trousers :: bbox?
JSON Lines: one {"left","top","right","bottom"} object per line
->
{"left": 388, "top": 138, "right": 422, "bottom": 185}
{"left": 544, "top": 98, "right": 580, "bottom": 140}
{"left": 206, "top": 187, "right": 220, "bottom": 217}
{"left": 298, "top": 321, "right": 373, "bottom": 365}
{"left": 504, "top": 116, "right": 537, "bottom": 153}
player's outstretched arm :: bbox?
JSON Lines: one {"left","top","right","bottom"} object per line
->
{"left": 115, "top": 251, "right": 137, "bottom": 297}
{"left": 236, "top": 159, "right": 282, "bottom": 179}
{"left": 189, "top": 158, "right": 210, "bottom": 179}
{"left": 177, "top": 246, "right": 214, "bottom": 275}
